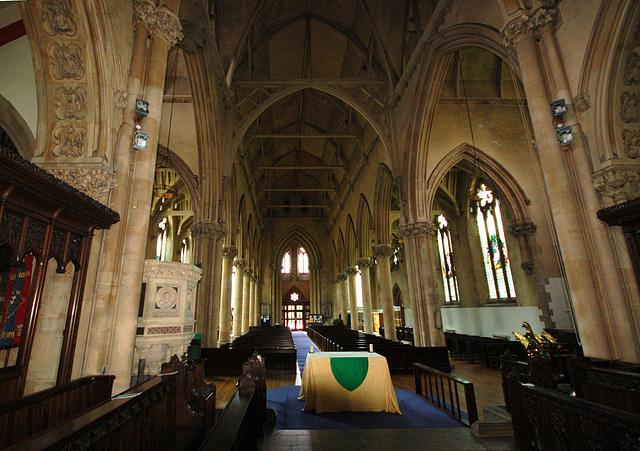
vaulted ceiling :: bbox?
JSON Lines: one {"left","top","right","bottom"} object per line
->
{"left": 210, "top": 0, "right": 442, "bottom": 221}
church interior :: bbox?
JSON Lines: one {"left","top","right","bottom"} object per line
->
{"left": 1, "top": 0, "right": 640, "bottom": 449}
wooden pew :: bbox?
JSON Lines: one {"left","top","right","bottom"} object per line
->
{"left": 6, "top": 357, "right": 213, "bottom": 450}
{"left": 0, "top": 375, "right": 114, "bottom": 449}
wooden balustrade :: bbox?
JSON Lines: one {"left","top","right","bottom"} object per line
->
{"left": 413, "top": 362, "right": 478, "bottom": 426}
{"left": 0, "top": 375, "right": 114, "bottom": 449}
{"left": 509, "top": 382, "right": 640, "bottom": 450}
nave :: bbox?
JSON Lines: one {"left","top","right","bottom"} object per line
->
{"left": 207, "top": 333, "right": 515, "bottom": 450}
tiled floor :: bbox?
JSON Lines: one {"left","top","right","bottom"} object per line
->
{"left": 260, "top": 428, "right": 516, "bottom": 450}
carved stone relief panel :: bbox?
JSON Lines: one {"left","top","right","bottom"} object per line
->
{"left": 40, "top": 0, "right": 77, "bottom": 37}
{"left": 622, "top": 129, "right": 640, "bottom": 158}
{"left": 620, "top": 92, "right": 640, "bottom": 123}
{"left": 48, "top": 43, "right": 84, "bottom": 80}
{"left": 52, "top": 124, "right": 87, "bottom": 157}
{"left": 624, "top": 52, "right": 640, "bottom": 86}
{"left": 54, "top": 86, "right": 87, "bottom": 120}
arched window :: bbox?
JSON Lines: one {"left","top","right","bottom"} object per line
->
{"left": 436, "top": 215, "right": 459, "bottom": 302}
{"left": 281, "top": 251, "right": 291, "bottom": 274}
{"left": 474, "top": 184, "right": 516, "bottom": 300}
{"left": 297, "top": 247, "right": 309, "bottom": 274}
{"left": 156, "top": 218, "right": 167, "bottom": 261}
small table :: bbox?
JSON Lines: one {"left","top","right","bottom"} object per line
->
{"left": 298, "top": 351, "right": 401, "bottom": 414}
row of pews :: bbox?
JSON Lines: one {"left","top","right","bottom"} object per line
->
{"left": 307, "top": 325, "right": 451, "bottom": 372}
{"left": 502, "top": 353, "right": 640, "bottom": 448}
{"left": 444, "top": 332, "right": 526, "bottom": 368}
{"left": 0, "top": 354, "right": 267, "bottom": 450}
{"left": 201, "top": 325, "right": 297, "bottom": 376}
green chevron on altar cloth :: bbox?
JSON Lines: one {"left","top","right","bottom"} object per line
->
{"left": 298, "top": 351, "right": 401, "bottom": 414}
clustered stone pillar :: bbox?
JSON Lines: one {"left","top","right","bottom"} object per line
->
{"left": 331, "top": 277, "right": 340, "bottom": 320}
{"left": 373, "top": 244, "right": 397, "bottom": 341}
{"left": 338, "top": 273, "right": 348, "bottom": 325}
{"left": 346, "top": 267, "right": 359, "bottom": 330}
{"left": 231, "top": 258, "right": 246, "bottom": 338}
{"left": 502, "top": 7, "right": 638, "bottom": 360}
{"left": 108, "top": 0, "right": 183, "bottom": 394}
{"left": 218, "top": 245, "right": 237, "bottom": 345}
{"left": 241, "top": 267, "right": 253, "bottom": 334}
{"left": 310, "top": 264, "right": 322, "bottom": 316}
{"left": 399, "top": 221, "right": 443, "bottom": 347}
{"left": 357, "top": 258, "right": 374, "bottom": 334}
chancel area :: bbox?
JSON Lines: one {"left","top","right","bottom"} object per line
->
{"left": 1, "top": 0, "right": 640, "bottom": 449}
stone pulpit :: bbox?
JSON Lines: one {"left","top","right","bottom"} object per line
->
{"left": 134, "top": 260, "right": 202, "bottom": 377}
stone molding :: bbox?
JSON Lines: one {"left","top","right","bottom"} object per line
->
{"left": 47, "top": 166, "right": 117, "bottom": 200}
{"left": 143, "top": 259, "right": 203, "bottom": 283}
{"left": 502, "top": 7, "right": 558, "bottom": 49}
{"left": 134, "top": 0, "right": 184, "bottom": 47}
{"left": 233, "top": 258, "right": 247, "bottom": 269}
{"left": 191, "top": 219, "right": 226, "bottom": 241}
{"left": 593, "top": 168, "right": 640, "bottom": 204}
{"left": 398, "top": 221, "right": 438, "bottom": 238}
{"left": 357, "top": 258, "right": 373, "bottom": 268}
{"left": 372, "top": 244, "right": 396, "bottom": 258}
{"left": 222, "top": 245, "right": 238, "bottom": 259}
{"left": 509, "top": 222, "right": 537, "bottom": 237}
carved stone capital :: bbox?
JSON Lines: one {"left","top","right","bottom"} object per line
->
{"left": 134, "top": 0, "right": 183, "bottom": 47}
{"left": 372, "top": 244, "right": 395, "bottom": 258}
{"left": 398, "top": 221, "right": 438, "bottom": 238}
{"left": 593, "top": 168, "right": 640, "bottom": 204}
{"left": 357, "top": 258, "right": 373, "bottom": 268}
{"left": 345, "top": 267, "right": 358, "bottom": 276}
{"left": 244, "top": 267, "right": 254, "bottom": 277}
{"left": 143, "top": 259, "right": 202, "bottom": 283}
{"left": 222, "top": 245, "right": 238, "bottom": 260}
{"left": 509, "top": 222, "right": 537, "bottom": 238}
{"left": 309, "top": 264, "right": 322, "bottom": 271}
{"left": 47, "top": 166, "right": 117, "bottom": 200}
{"left": 191, "top": 219, "right": 226, "bottom": 241}
{"left": 337, "top": 273, "right": 348, "bottom": 282}
{"left": 331, "top": 277, "right": 339, "bottom": 284}
{"left": 502, "top": 8, "right": 558, "bottom": 49}
{"left": 233, "top": 258, "right": 247, "bottom": 269}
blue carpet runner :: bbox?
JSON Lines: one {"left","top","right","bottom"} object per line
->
{"left": 291, "top": 331, "right": 318, "bottom": 376}
{"left": 266, "top": 385, "right": 464, "bottom": 430}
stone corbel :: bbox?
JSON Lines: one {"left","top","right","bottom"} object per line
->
{"left": 592, "top": 167, "right": 640, "bottom": 205}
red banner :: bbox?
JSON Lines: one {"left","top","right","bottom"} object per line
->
{"left": 0, "top": 256, "right": 34, "bottom": 349}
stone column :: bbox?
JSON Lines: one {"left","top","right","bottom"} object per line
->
{"left": 357, "top": 259, "right": 374, "bottom": 334}
{"left": 108, "top": 0, "right": 183, "bottom": 394}
{"left": 191, "top": 220, "right": 225, "bottom": 347}
{"left": 338, "top": 273, "right": 348, "bottom": 325}
{"left": 271, "top": 264, "right": 282, "bottom": 325}
{"left": 346, "top": 267, "right": 359, "bottom": 330}
{"left": 218, "top": 245, "right": 237, "bottom": 345}
{"left": 502, "top": 9, "right": 619, "bottom": 359}
{"left": 231, "top": 258, "right": 246, "bottom": 338}
{"left": 310, "top": 264, "right": 321, "bottom": 314}
{"left": 373, "top": 245, "right": 397, "bottom": 341}
{"left": 537, "top": 12, "right": 639, "bottom": 361}
{"left": 250, "top": 275, "right": 258, "bottom": 327}
{"left": 399, "top": 222, "right": 444, "bottom": 347}
{"left": 83, "top": 15, "right": 149, "bottom": 377}
{"left": 331, "top": 277, "right": 340, "bottom": 319}
{"left": 241, "top": 267, "right": 253, "bottom": 334}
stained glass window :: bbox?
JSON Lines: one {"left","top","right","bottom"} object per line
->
{"left": 475, "top": 184, "right": 516, "bottom": 300}
{"left": 436, "top": 215, "right": 459, "bottom": 302}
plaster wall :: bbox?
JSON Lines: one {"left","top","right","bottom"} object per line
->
{"left": 0, "top": 35, "right": 37, "bottom": 136}
{"left": 441, "top": 304, "right": 545, "bottom": 338}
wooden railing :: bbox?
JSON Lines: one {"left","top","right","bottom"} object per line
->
{"left": 0, "top": 375, "right": 114, "bottom": 449}
{"left": 510, "top": 382, "right": 640, "bottom": 450}
{"left": 413, "top": 363, "right": 478, "bottom": 426}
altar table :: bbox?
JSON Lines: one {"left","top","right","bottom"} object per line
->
{"left": 298, "top": 351, "right": 401, "bottom": 414}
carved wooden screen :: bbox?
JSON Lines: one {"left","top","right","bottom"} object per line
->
{"left": 0, "top": 147, "right": 119, "bottom": 401}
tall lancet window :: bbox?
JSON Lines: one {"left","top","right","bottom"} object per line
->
{"left": 474, "top": 184, "right": 516, "bottom": 300}
{"left": 281, "top": 251, "right": 291, "bottom": 274}
{"left": 297, "top": 247, "right": 309, "bottom": 274}
{"left": 156, "top": 218, "right": 167, "bottom": 261}
{"left": 436, "top": 215, "right": 459, "bottom": 303}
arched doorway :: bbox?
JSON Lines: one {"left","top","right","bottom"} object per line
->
{"left": 282, "top": 286, "right": 309, "bottom": 330}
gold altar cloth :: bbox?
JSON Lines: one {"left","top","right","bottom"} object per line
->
{"left": 298, "top": 351, "right": 401, "bottom": 414}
